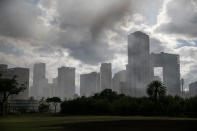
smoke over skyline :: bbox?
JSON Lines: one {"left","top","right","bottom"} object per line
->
{"left": 0, "top": 0, "right": 197, "bottom": 90}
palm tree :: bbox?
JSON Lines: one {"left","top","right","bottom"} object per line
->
{"left": 147, "top": 80, "right": 166, "bottom": 101}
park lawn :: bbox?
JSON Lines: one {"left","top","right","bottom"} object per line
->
{"left": 0, "top": 115, "right": 197, "bottom": 131}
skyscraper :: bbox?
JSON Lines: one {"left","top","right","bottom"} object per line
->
{"left": 151, "top": 52, "right": 181, "bottom": 96}
{"left": 127, "top": 31, "right": 153, "bottom": 97}
{"left": 127, "top": 31, "right": 181, "bottom": 97}
{"left": 58, "top": 67, "right": 75, "bottom": 99}
{"left": 80, "top": 72, "right": 100, "bottom": 97}
{"left": 112, "top": 70, "right": 127, "bottom": 94}
{"left": 32, "top": 63, "right": 47, "bottom": 99}
{"left": 189, "top": 81, "right": 197, "bottom": 97}
{"left": 100, "top": 63, "right": 112, "bottom": 91}
{"left": 11, "top": 67, "right": 30, "bottom": 100}
{"left": 0, "top": 64, "right": 29, "bottom": 100}
{"left": 52, "top": 77, "right": 58, "bottom": 97}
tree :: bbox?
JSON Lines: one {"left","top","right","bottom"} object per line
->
{"left": 39, "top": 97, "right": 49, "bottom": 113}
{"left": 0, "top": 75, "right": 26, "bottom": 115}
{"left": 46, "top": 97, "right": 61, "bottom": 113}
{"left": 94, "top": 89, "right": 118, "bottom": 102}
{"left": 147, "top": 80, "right": 166, "bottom": 101}
{"left": 39, "top": 103, "right": 50, "bottom": 113}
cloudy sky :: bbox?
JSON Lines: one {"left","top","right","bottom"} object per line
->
{"left": 0, "top": 0, "right": 197, "bottom": 91}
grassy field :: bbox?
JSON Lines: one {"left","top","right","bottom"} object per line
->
{"left": 0, "top": 115, "right": 197, "bottom": 131}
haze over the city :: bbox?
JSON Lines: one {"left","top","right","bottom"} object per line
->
{"left": 1, "top": 1, "right": 197, "bottom": 129}
{"left": 0, "top": 0, "right": 197, "bottom": 92}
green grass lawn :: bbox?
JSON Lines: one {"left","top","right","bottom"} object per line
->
{"left": 0, "top": 114, "right": 197, "bottom": 131}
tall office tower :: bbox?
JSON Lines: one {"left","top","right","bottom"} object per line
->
{"left": 80, "top": 72, "right": 100, "bottom": 97}
{"left": 11, "top": 68, "right": 30, "bottom": 99}
{"left": 52, "top": 78, "right": 58, "bottom": 97}
{"left": 151, "top": 52, "right": 181, "bottom": 96}
{"left": 128, "top": 31, "right": 153, "bottom": 97}
{"left": 112, "top": 70, "right": 127, "bottom": 94}
{"left": 42, "top": 78, "right": 58, "bottom": 98}
{"left": 0, "top": 65, "right": 29, "bottom": 100}
{"left": 32, "top": 63, "right": 47, "bottom": 99}
{"left": 58, "top": 67, "right": 75, "bottom": 99}
{"left": 123, "top": 64, "right": 133, "bottom": 95}
{"left": 100, "top": 63, "right": 112, "bottom": 91}
{"left": 43, "top": 83, "right": 55, "bottom": 98}
{"left": 189, "top": 81, "right": 197, "bottom": 97}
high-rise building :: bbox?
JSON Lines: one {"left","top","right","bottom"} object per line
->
{"left": 58, "top": 67, "right": 75, "bottom": 99}
{"left": 100, "top": 63, "right": 112, "bottom": 91}
{"left": 80, "top": 72, "right": 100, "bottom": 97}
{"left": 10, "top": 68, "right": 30, "bottom": 100}
{"left": 43, "top": 83, "right": 55, "bottom": 98}
{"left": 127, "top": 31, "right": 153, "bottom": 97}
{"left": 153, "top": 76, "right": 162, "bottom": 81}
{"left": 112, "top": 70, "right": 127, "bottom": 94}
{"left": 151, "top": 52, "right": 181, "bottom": 96}
{"left": 0, "top": 64, "right": 29, "bottom": 100}
{"left": 189, "top": 82, "right": 197, "bottom": 97}
{"left": 32, "top": 63, "right": 47, "bottom": 99}
{"left": 119, "top": 82, "right": 129, "bottom": 95}
{"left": 52, "top": 77, "right": 58, "bottom": 97}
{"left": 127, "top": 31, "right": 181, "bottom": 97}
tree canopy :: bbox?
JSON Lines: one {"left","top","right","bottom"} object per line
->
{"left": 61, "top": 88, "right": 197, "bottom": 117}
{"left": 147, "top": 80, "right": 166, "bottom": 100}
{"left": 0, "top": 75, "right": 26, "bottom": 115}
{"left": 46, "top": 97, "right": 61, "bottom": 113}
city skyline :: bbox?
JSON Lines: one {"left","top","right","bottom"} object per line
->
{"left": 0, "top": 31, "right": 185, "bottom": 98}
{"left": 0, "top": 0, "right": 197, "bottom": 92}
{"left": 1, "top": 1, "right": 197, "bottom": 129}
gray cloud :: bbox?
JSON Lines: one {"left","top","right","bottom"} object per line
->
{"left": 0, "top": 0, "right": 45, "bottom": 40}
{"left": 0, "top": 38, "right": 24, "bottom": 56}
{"left": 1, "top": 0, "right": 165, "bottom": 65}
{"left": 155, "top": 0, "right": 197, "bottom": 38}
{"left": 150, "top": 38, "right": 165, "bottom": 53}
{"left": 1, "top": 0, "right": 186, "bottom": 86}
{"left": 0, "top": 0, "right": 133, "bottom": 65}
{"left": 51, "top": 0, "right": 134, "bottom": 64}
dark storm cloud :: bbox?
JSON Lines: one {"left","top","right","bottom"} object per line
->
{"left": 0, "top": 0, "right": 135, "bottom": 65}
{"left": 0, "top": 0, "right": 164, "bottom": 66}
{"left": 155, "top": 0, "right": 197, "bottom": 38}
{"left": 89, "top": 0, "right": 131, "bottom": 38}
{"left": 56, "top": 30, "right": 116, "bottom": 65}
{"left": 56, "top": 0, "right": 132, "bottom": 36}
{"left": 0, "top": 0, "right": 44, "bottom": 40}
{"left": 53, "top": 0, "right": 133, "bottom": 64}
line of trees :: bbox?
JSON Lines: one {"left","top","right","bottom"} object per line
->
{"left": 1, "top": 76, "right": 197, "bottom": 117}
{"left": 61, "top": 81, "right": 197, "bottom": 117}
